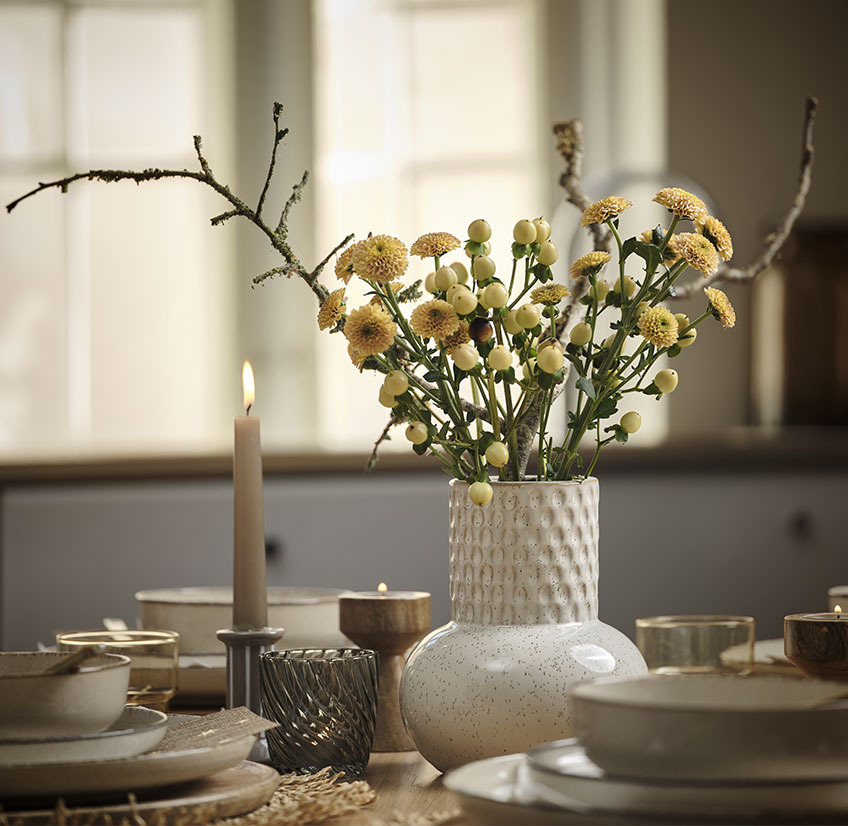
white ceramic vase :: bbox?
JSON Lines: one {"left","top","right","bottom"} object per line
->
{"left": 399, "top": 478, "right": 647, "bottom": 772}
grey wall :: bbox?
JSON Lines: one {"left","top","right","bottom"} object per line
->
{"left": 3, "top": 469, "right": 844, "bottom": 650}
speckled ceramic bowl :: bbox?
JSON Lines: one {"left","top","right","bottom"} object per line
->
{"left": 0, "top": 651, "right": 131, "bottom": 737}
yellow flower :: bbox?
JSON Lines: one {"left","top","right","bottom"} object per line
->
{"left": 674, "top": 232, "right": 720, "bottom": 277}
{"left": 638, "top": 305, "right": 679, "bottom": 349}
{"left": 410, "top": 232, "right": 461, "bottom": 258}
{"left": 531, "top": 283, "right": 570, "bottom": 305}
{"left": 410, "top": 299, "right": 460, "bottom": 341}
{"left": 348, "top": 342, "right": 367, "bottom": 369}
{"left": 352, "top": 234, "right": 409, "bottom": 283}
{"left": 580, "top": 196, "right": 633, "bottom": 226}
{"left": 344, "top": 304, "right": 397, "bottom": 356}
{"left": 335, "top": 242, "right": 364, "bottom": 284}
{"left": 704, "top": 287, "right": 736, "bottom": 329}
{"left": 569, "top": 251, "right": 611, "bottom": 280}
{"left": 317, "top": 288, "right": 346, "bottom": 330}
{"left": 653, "top": 187, "right": 708, "bottom": 221}
{"left": 441, "top": 320, "right": 470, "bottom": 355}
{"left": 696, "top": 215, "right": 734, "bottom": 262}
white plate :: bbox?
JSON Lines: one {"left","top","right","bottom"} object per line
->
{"left": 527, "top": 740, "right": 848, "bottom": 821}
{"left": 177, "top": 654, "right": 226, "bottom": 699}
{"left": 0, "top": 706, "right": 167, "bottom": 766}
{"left": 0, "top": 720, "right": 256, "bottom": 798}
{"left": 721, "top": 638, "right": 800, "bottom": 674}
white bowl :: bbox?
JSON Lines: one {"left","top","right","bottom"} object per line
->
{"left": 0, "top": 651, "right": 131, "bottom": 738}
{"left": 135, "top": 586, "right": 353, "bottom": 654}
{"left": 572, "top": 674, "right": 848, "bottom": 780}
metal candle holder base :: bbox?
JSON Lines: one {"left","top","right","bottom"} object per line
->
{"left": 216, "top": 626, "right": 285, "bottom": 763}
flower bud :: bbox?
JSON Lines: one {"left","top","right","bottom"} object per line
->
{"left": 378, "top": 387, "right": 398, "bottom": 408}
{"left": 450, "top": 261, "right": 470, "bottom": 285}
{"left": 484, "top": 282, "right": 509, "bottom": 309}
{"left": 424, "top": 271, "right": 438, "bottom": 293}
{"left": 472, "top": 255, "right": 496, "bottom": 282}
{"left": 383, "top": 370, "right": 409, "bottom": 395}
{"left": 468, "top": 219, "right": 492, "bottom": 244}
{"left": 532, "top": 217, "right": 551, "bottom": 242}
{"left": 674, "top": 313, "right": 691, "bottom": 329}
{"left": 570, "top": 321, "right": 592, "bottom": 347}
{"left": 405, "top": 422, "right": 428, "bottom": 444}
{"left": 485, "top": 441, "right": 509, "bottom": 468}
{"left": 635, "top": 301, "right": 651, "bottom": 317}
{"left": 537, "top": 240, "right": 558, "bottom": 266}
{"left": 452, "top": 287, "right": 478, "bottom": 315}
{"left": 515, "top": 303, "right": 541, "bottom": 329}
{"left": 446, "top": 283, "right": 464, "bottom": 302}
{"left": 468, "top": 317, "right": 494, "bottom": 343}
{"left": 434, "top": 265, "right": 458, "bottom": 291}
{"left": 468, "top": 480, "right": 493, "bottom": 506}
{"left": 537, "top": 345, "right": 564, "bottom": 374}
{"left": 612, "top": 276, "right": 638, "bottom": 298}
{"left": 503, "top": 309, "right": 522, "bottom": 336}
{"left": 451, "top": 343, "right": 479, "bottom": 371}
{"left": 593, "top": 280, "right": 611, "bottom": 301}
{"left": 513, "top": 219, "right": 537, "bottom": 245}
{"left": 678, "top": 327, "right": 697, "bottom": 347}
{"left": 522, "top": 358, "right": 537, "bottom": 381}
{"left": 654, "top": 368, "right": 678, "bottom": 393}
{"left": 621, "top": 411, "right": 642, "bottom": 433}
{"left": 487, "top": 345, "right": 512, "bottom": 371}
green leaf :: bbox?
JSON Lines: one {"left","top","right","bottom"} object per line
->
{"left": 466, "top": 409, "right": 476, "bottom": 423}
{"left": 634, "top": 241, "right": 661, "bottom": 272}
{"left": 576, "top": 376, "right": 596, "bottom": 399}
{"left": 622, "top": 237, "right": 637, "bottom": 258}
{"left": 642, "top": 381, "right": 659, "bottom": 395}
{"left": 667, "top": 344, "right": 682, "bottom": 358}
{"left": 511, "top": 242, "right": 532, "bottom": 258}
{"left": 412, "top": 441, "right": 429, "bottom": 455}
{"left": 477, "top": 432, "right": 496, "bottom": 452}
{"left": 595, "top": 397, "right": 619, "bottom": 419}
{"left": 465, "top": 240, "right": 486, "bottom": 256}
{"left": 423, "top": 369, "right": 443, "bottom": 382}
{"left": 614, "top": 428, "right": 629, "bottom": 444}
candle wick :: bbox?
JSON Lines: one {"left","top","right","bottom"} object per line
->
{"left": 246, "top": 403, "right": 252, "bottom": 416}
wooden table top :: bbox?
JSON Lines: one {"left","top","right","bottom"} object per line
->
{"left": 328, "top": 751, "right": 468, "bottom": 825}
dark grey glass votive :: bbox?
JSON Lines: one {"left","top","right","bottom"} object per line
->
{"left": 259, "top": 648, "right": 378, "bottom": 778}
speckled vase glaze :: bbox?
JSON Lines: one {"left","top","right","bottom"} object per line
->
{"left": 399, "top": 478, "right": 647, "bottom": 772}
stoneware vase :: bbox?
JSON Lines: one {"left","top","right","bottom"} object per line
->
{"left": 399, "top": 477, "right": 647, "bottom": 772}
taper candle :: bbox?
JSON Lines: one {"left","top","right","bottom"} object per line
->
{"left": 233, "top": 361, "right": 268, "bottom": 630}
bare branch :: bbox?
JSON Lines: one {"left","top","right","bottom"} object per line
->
{"left": 210, "top": 209, "right": 243, "bottom": 226}
{"left": 277, "top": 170, "right": 309, "bottom": 238}
{"left": 193, "top": 135, "right": 212, "bottom": 177}
{"left": 552, "top": 119, "right": 612, "bottom": 253}
{"left": 365, "top": 415, "right": 398, "bottom": 473}
{"left": 252, "top": 265, "right": 300, "bottom": 286}
{"left": 312, "top": 233, "right": 355, "bottom": 279}
{"left": 673, "top": 96, "right": 818, "bottom": 298}
{"left": 256, "top": 103, "right": 289, "bottom": 220}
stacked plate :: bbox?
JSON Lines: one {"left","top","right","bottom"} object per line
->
{"left": 445, "top": 674, "right": 848, "bottom": 824}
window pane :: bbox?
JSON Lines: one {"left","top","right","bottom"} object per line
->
{"left": 0, "top": 4, "right": 64, "bottom": 163}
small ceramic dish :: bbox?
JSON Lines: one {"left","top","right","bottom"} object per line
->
{"left": 0, "top": 706, "right": 167, "bottom": 765}
{"left": 572, "top": 674, "right": 848, "bottom": 780}
{"left": 135, "top": 586, "right": 353, "bottom": 654}
{"left": 0, "top": 651, "right": 131, "bottom": 738}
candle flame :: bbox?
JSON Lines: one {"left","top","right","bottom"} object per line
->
{"left": 242, "top": 361, "right": 255, "bottom": 412}
{"left": 377, "top": 582, "right": 388, "bottom": 593}
{"left": 836, "top": 605, "right": 843, "bottom": 613}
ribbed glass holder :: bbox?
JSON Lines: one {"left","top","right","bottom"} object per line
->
{"left": 259, "top": 648, "right": 378, "bottom": 778}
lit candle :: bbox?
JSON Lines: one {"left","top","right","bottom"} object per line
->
{"left": 339, "top": 584, "right": 431, "bottom": 752}
{"left": 233, "top": 361, "right": 268, "bottom": 631}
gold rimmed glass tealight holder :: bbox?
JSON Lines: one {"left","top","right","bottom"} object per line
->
{"left": 635, "top": 615, "right": 755, "bottom": 675}
{"left": 56, "top": 629, "right": 179, "bottom": 711}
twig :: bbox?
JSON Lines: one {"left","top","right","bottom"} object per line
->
{"left": 674, "top": 96, "right": 818, "bottom": 297}
{"left": 256, "top": 103, "right": 288, "bottom": 220}
{"left": 366, "top": 415, "right": 398, "bottom": 472}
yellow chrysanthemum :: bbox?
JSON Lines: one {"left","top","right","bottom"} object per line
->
{"left": 348, "top": 342, "right": 367, "bottom": 369}
{"left": 674, "top": 232, "right": 720, "bottom": 277}
{"left": 317, "top": 288, "right": 346, "bottom": 330}
{"left": 580, "top": 196, "right": 633, "bottom": 227}
{"left": 569, "top": 251, "right": 611, "bottom": 280}
{"left": 410, "top": 299, "right": 460, "bottom": 341}
{"left": 344, "top": 304, "right": 397, "bottom": 356}
{"left": 638, "top": 305, "right": 679, "bottom": 349}
{"left": 653, "top": 187, "right": 708, "bottom": 221}
{"left": 410, "top": 232, "right": 461, "bottom": 258}
{"left": 352, "top": 234, "right": 409, "bottom": 283}
{"left": 531, "top": 283, "right": 570, "bottom": 305}
{"left": 704, "top": 287, "right": 736, "bottom": 329}
{"left": 696, "top": 215, "right": 734, "bottom": 262}
{"left": 335, "top": 242, "right": 364, "bottom": 284}
{"left": 441, "top": 320, "right": 470, "bottom": 355}
{"left": 641, "top": 229, "right": 683, "bottom": 264}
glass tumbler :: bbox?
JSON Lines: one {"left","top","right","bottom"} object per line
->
{"left": 56, "top": 629, "right": 179, "bottom": 711}
{"left": 259, "top": 648, "right": 378, "bottom": 778}
{"left": 635, "top": 615, "right": 755, "bottom": 675}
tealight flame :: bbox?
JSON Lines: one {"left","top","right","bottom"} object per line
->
{"left": 377, "top": 582, "right": 388, "bottom": 593}
{"left": 242, "top": 361, "right": 255, "bottom": 413}
{"left": 836, "top": 605, "right": 843, "bottom": 614}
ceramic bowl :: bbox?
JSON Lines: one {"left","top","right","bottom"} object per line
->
{"left": 0, "top": 651, "right": 131, "bottom": 738}
{"left": 572, "top": 674, "right": 848, "bottom": 780}
{"left": 135, "top": 586, "right": 353, "bottom": 654}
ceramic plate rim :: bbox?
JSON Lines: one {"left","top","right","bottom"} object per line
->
{"left": 0, "top": 651, "right": 131, "bottom": 677}
{"left": 571, "top": 673, "right": 848, "bottom": 713}
{"left": 135, "top": 586, "right": 352, "bottom": 606}
{"left": 0, "top": 706, "right": 167, "bottom": 748}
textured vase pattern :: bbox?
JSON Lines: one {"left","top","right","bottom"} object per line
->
{"left": 259, "top": 648, "right": 378, "bottom": 778}
{"left": 400, "top": 479, "right": 648, "bottom": 772}
{"left": 450, "top": 478, "right": 599, "bottom": 624}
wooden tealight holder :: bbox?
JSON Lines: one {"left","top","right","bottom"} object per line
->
{"left": 339, "top": 590, "right": 431, "bottom": 752}
{"left": 785, "top": 612, "right": 848, "bottom": 680}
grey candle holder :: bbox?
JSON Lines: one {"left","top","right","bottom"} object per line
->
{"left": 216, "top": 626, "right": 285, "bottom": 762}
